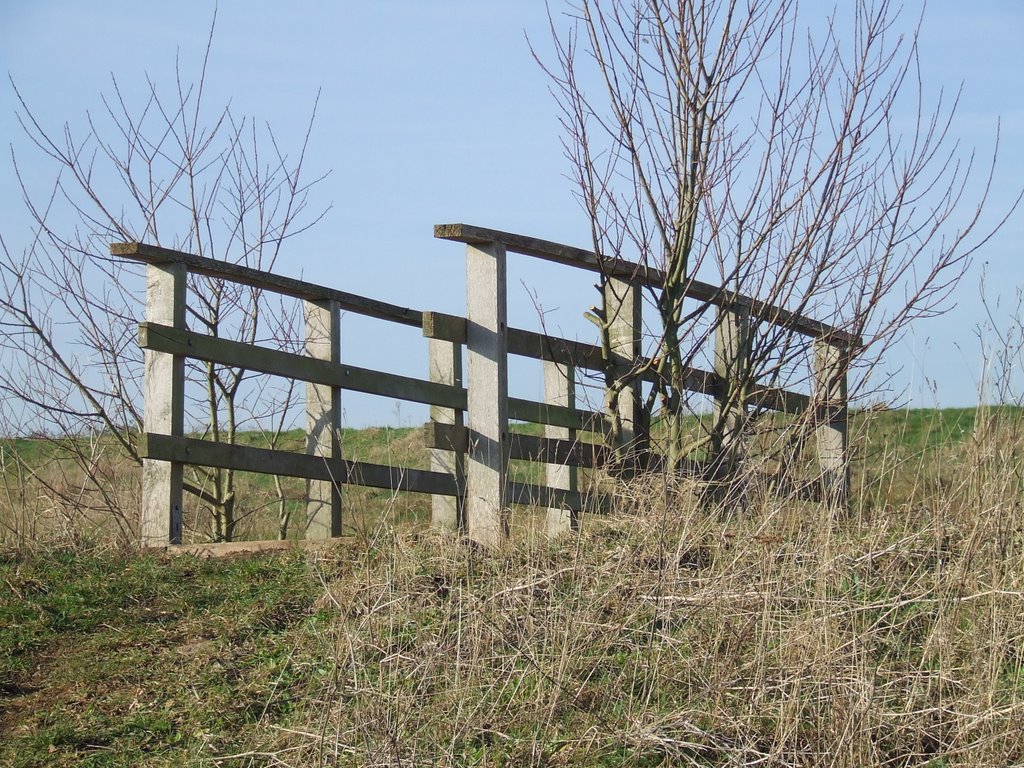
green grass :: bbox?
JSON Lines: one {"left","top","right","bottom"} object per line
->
{"left": 0, "top": 547, "right": 329, "bottom": 767}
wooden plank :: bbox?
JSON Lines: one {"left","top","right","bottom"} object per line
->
{"left": 142, "top": 318, "right": 799, "bottom": 440}
{"left": 508, "top": 397, "right": 604, "bottom": 432}
{"left": 139, "top": 322, "right": 465, "bottom": 409}
{"left": 422, "top": 311, "right": 466, "bottom": 344}
{"left": 141, "top": 262, "right": 186, "bottom": 547}
{"left": 514, "top": 431, "right": 605, "bottom": 468}
{"left": 424, "top": 310, "right": 607, "bottom": 372}
{"left": 111, "top": 241, "right": 423, "bottom": 328}
{"left": 434, "top": 224, "right": 860, "bottom": 346}
{"left": 425, "top": 422, "right": 608, "bottom": 468}
{"left": 507, "top": 481, "right": 610, "bottom": 514}
{"left": 425, "top": 422, "right": 469, "bottom": 453}
{"left": 425, "top": 310, "right": 723, "bottom": 393}
{"left": 747, "top": 385, "right": 811, "bottom": 415}
{"left": 435, "top": 223, "right": 663, "bottom": 286}
{"left": 509, "top": 328, "right": 605, "bottom": 371}
{"left": 305, "top": 300, "right": 341, "bottom": 539}
{"left": 138, "top": 433, "right": 459, "bottom": 496}
{"left": 464, "top": 240, "right": 509, "bottom": 547}
{"left": 680, "top": 367, "right": 718, "bottom": 396}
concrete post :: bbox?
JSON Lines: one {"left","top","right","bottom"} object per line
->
{"left": 814, "top": 339, "right": 850, "bottom": 509}
{"left": 464, "top": 241, "right": 509, "bottom": 547}
{"left": 711, "top": 302, "right": 751, "bottom": 478}
{"left": 603, "top": 277, "right": 645, "bottom": 470}
{"left": 305, "top": 299, "right": 342, "bottom": 538}
{"left": 141, "top": 262, "right": 186, "bottom": 547}
{"left": 544, "top": 361, "right": 578, "bottom": 536}
{"left": 428, "top": 335, "right": 465, "bottom": 529}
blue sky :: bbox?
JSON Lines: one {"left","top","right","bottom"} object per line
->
{"left": 1, "top": 1, "right": 1021, "bottom": 426}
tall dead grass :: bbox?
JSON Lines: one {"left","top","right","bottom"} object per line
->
{"left": 263, "top": 408, "right": 1024, "bottom": 767}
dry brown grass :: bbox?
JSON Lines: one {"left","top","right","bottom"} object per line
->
{"left": 252, "top": 409, "right": 1024, "bottom": 767}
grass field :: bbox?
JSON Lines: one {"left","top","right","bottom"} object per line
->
{"left": 1, "top": 407, "right": 1023, "bottom": 766}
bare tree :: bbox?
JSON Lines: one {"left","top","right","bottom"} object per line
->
{"left": 539, "top": 0, "right": 1015, "bottom": 481}
{"left": 0, "top": 26, "right": 327, "bottom": 543}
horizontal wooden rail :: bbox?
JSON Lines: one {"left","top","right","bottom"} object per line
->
{"left": 140, "top": 323, "right": 463, "bottom": 409}
{"left": 508, "top": 481, "right": 609, "bottom": 514}
{"left": 425, "top": 422, "right": 610, "bottom": 468}
{"left": 143, "top": 322, "right": 610, "bottom": 430}
{"left": 425, "top": 310, "right": 714, "bottom": 387}
{"left": 140, "top": 433, "right": 609, "bottom": 514}
{"left": 424, "top": 311, "right": 606, "bottom": 372}
{"left": 139, "top": 433, "right": 458, "bottom": 496}
{"left": 113, "top": 242, "right": 423, "bottom": 328}
{"left": 507, "top": 397, "right": 604, "bottom": 432}
{"left": 748, "top": 386, "right": 811, "bottom": 415}
{"left": 434, "top": 224, "right": 860, "bottom": 347}
{"left": 423, "top": 312, "right": 807, "bottom": 416}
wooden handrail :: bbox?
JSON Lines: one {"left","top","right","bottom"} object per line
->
{"left": 111, "top": 241, "right": 423, "bottom": 328}
{"left": 434, "top": 223, "right": 860, "bottom": 347}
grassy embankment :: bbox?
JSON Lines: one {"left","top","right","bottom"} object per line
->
{"left": 1, "top": 406, "right": 1023, "bottom": 766}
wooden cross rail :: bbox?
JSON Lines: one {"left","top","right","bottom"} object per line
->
{"left": 112, "top": 241, "right": 423, "bottom": 327}
{"left": 434, "top": 223, "right": 862, "bottom": 348}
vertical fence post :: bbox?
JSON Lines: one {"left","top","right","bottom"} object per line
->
{"left": 465, "top": 241, "right": 509, "bottom": 547}
{"left": 141, "top": 262, "right": 186, "bottom": 547}
{"left": 814, "top": 339, "right": 849, "bottom": 509}
{"left": 544, "top": 361, "right": 577, "bottom": 536}
{"left": 711, "top": 301, "right": 751, "bottom": 479}
{"left": 305, "top": 299, "right": 342, "bottom": 538}
{"left": 427, "top": 323, "right": 465, "bottom": 530}
{"left": 604, "top": 278, "right": 645, "bottom": 471}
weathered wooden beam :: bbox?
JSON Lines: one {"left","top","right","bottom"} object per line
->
{"left": 506, "top": 481, "right": 610, "bottom": 514}
{"left": 510, "top": 329, "right": 601, "bottom": 371}
{"left": 138, "top": 433, "right": 459, "bottom": 496}
{"left": 424, "top": 422, "right": 470, "bottom": 453}
{"left": 746, "top": 385, "right": 811, "bottom": 415}
{"left": 139, "top": 322, "right": 465, "bottom": 409}
{"left": 433, "top": 224, "right": 860, "bottom": 346}
{"left": 464, "top": 240, "right": 509, "bottom": 547}
{"left": 435, "top": 223, "right": 662, "bottom": 286}
{"left": 424, "top": 310, "right": 607, "bottom": 372}
{"left": 422, "top": 310, "right": 724, "bottom": 395}
{"left": 112, "top": 241, "right": 423, "bottom": 328}
{"left": 305, "top": 300, "right": 341, "bottom": 538}
{"left": 141, "top": 262, "right": 186, "bottom": 547}
{"left": 507, "top": 397, "right": 605, "bottom": 433}
{"left": 425, "top": 422, "right": 608, "bottom": 468}
{"left": 422, "top": 311, "right": 467, "bottom": 343}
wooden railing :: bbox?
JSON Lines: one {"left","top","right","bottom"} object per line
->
{"left": 113, "top": 240, "right": 611, "bottom": 547}
{"left": 113, "top": 224, "right": 854, "bottom": 549}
